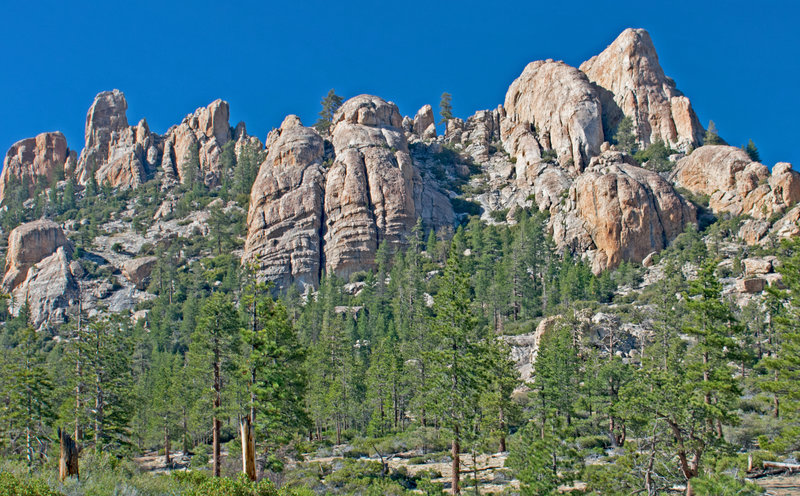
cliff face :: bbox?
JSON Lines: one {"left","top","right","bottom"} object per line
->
{"left": 3, "top": 28, "right": 798, "bottom": 293}
{"left": 323, "top": 95, "right": 418, "bottom": 279}
{"left": 503, "top": 60, "right": 604, "bottom": 173}
{"left": 76, "top": 89, "right": 160, "bottom": 189}
{"left": 162, "top": 99, "right": 232, "bottom": 187}
{"left": 580, "top": 28, "right": 704, "bottom": 151}
{"left": 671, "top": 145, "right": 800, "bottom": 219}
{"left": 244, "top": 116, "right": 326, "bottom": 290}
{"left": 0, "top": 132, "right": 74, "bottom": 201}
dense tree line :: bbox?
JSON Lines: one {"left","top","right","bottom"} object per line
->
{"left": 0, "top": 200, "right": 798, "bottom": 495}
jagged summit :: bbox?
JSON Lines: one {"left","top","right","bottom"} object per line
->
{"left": 1, "top": 28, "right": 797, "bottom": 306}
{"left": 580, "top": 28, "right": 704, "bottom": 151}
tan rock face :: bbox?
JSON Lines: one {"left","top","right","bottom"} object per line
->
{"left": 553, "top": 151, "right": 696, "bottom": 272}
{"left": 122, "top": 256, "right": 159, "bottom": 290}
{"left": 3, "top": 219, "right": 73, "bottom": 291}
{"left": 325, "top": 95, "right": 418, "bottom": 279}
{"left": 580, "top": 28, "right": 703, "bottom": 151}
{"left": 503, "top": 60, "right": 604, "bottom": 172}
{"left": 670, "top": 146, "right": 800, "bottom": 219}
{"left": 162, "top": 99, "right": 231, "bottom": 187}
{"left": 13, "top": 246, "right": 79, "bottom": 329}
{"left": 412, "top": 104, "right": 437, "bottom": 140}
{"left": 243, "top": 116, "right": 326, "bottom": 289}
{"left": 1, "top": 132, "right": 73, "bottom": 201}
{"left": 445, "top": 107, "right": 505, "bottom": 163}
{"left": 76, "top": 90, "right": 158, "bottom": 189}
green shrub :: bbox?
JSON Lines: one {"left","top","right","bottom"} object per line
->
{"left": 451, "top": 198, "right": 482, "bottom": 216}
{"left": 690, "top": 473, "right": 764, "bottom": 495}
{"left": 490, "top": 208, "right": 510, "bottom": 222}
{"left": 0, "top": 472, "right": 63, "bottom": 496}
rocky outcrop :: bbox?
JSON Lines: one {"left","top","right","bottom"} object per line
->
{"left": 243, "top": 116, "right": 326, "bottom": 289}
{"left": 324, "top": 95, "right": 418, "bottom": 279}
{"left": 502, "top": 60, "right": 603, "bottom": 172}
{"left": 553, "top": 151, "right": 696, "bottom": 272}
{"left": 76, "top": 90, "right": 159, "bottom": 189}
{"left": 3, "top": 219, "right": 73, "bottom": 291}
{"left": 670, "top": 146, "right": 800, "bottom": 219}
{"left": 1, "top": 132, "right": 75, "bottom": 202}
{"left": 162, "top": 99, "right": 231, "bottom": 187}
{"left": 444, "top": 107, "right": 505, "bottom": 163}
{"left": 580, "top": 28, "right": 703, "bottom": 151}
{"left": 412, "top": 105, "right": 436, "bottom": 140}
{"left": 13, "top": 246, "right": 79, "bottom": 328}
{"left": 122, "top": 256, "right": 158, "bottom": 290}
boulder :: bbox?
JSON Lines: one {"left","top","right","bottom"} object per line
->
{"left": 13, "top": 246, "right": 79, "bottom": 329}
{"left": 1, "top": 132, "right": 74, "bottom": 201}
{"left": 741, "top": 258, "right": 773, "bottom": 276}
{"left": 76, "top": 90, "right": 158, "bottom": 189}
{"left": 3, "top": 219, "right": 73, "bottom": 291}
{"left": 502, "top": 59, "right": 604, "bottom": 172}
{"left": 162, "top": 99, "right": 232, "bottom": 187}
{"left": 444, "top": 107, "right": 505, "bottom": 163}
{"left": 122, "top": 256, "right": 159, "bottom": 290}
{"left": 738, "top": 218, "right": 771, "bottom": 245}
{"left": 737, "top": 277, "right": 765, "bottom": 294}
{"left": 552, "top": 151, "right": 696, "bottom": 272}
{"left": 670, "top": 146, "right": 800, "bottom": 219}
{"left": 412, "top": 104, "right": 437, "bottom": 140}
{"left": 324, "top": 95, "right": 418, "bottom": 279}
{"left": 764, "top": 273, "right": 785, "bottom": 289}
{"left": 580, "top": 28, "right": 703, "bottom": 151}
{"left": 243, "top": 116, "right": 326, "bottom": 289}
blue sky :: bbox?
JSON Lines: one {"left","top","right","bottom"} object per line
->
{"left": 1, "top": 0, "right": 798, "bottom": 168}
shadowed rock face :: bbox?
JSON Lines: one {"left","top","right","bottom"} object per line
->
{"left": 670, "top": 145, "right": 800, "bottom": 219}
{"left": 502, "top": 60, "right": 604, "bottom": 173}
{"left": 324, "top": 95, "right": 418, "bottom": 280}
{"left": 14, "top": 246, "right": 79, "bottom": 329}
{"left": 580, "top": 28, "right": 704, "bottom": 152}
{"left": 244, "top": 116, "right": 326, "bottom": 290}
{"left": 1, "top": 132, "right": 74, "bottom": 201}
{"left": 76, "top": 89, "right": 159, "bottom": 189}
{"left": 552, "top": 151, "right": 696, "bottom": 273}
{"left": 3, "top": 219, "right": 73, "bottom": 291}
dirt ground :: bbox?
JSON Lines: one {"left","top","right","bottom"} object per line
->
{"left": 752, "top": 472, "right": 800, "bottom": 496}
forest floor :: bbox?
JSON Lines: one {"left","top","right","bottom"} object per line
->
{"left": 752, "top": 472, "right": 800, "bottom": 495}
{"left": 133, "top": 449, "right": 800, "bottom": 495}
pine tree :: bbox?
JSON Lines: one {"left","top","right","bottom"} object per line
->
{"left": 613, "top": 116, "right": 636, "bottom": 154}
{"left": 703, "top": 120, "right": 723, "bottom": 145}
{"left": 148, "top": 352, "right": 181, "bottom": 464}
{"left": 242, "top": 287, "right": 309, "bottom": 450}
{"left": 0, "top": 327, "right": 54, "bottom": 467}
{"left": 313, "top": 89, "right": 344, "bottom": 135}
{"left": 743, "top": 139, "right": 761, "bottom": 162}
{"left": 439, "top": 92, "right": 453, "bottom": 124}
{"left": 426, "top": 249, "right": 484, "bottom": 494}
{"left": 479, "top": 338, "right": 520, "bottom": 452}
{"left": 760, "top": 237, "right": 800, "bottom": 451}
{"left": 74, "top": 315, "right": 135, "bottom": 454}
{"left": 188, "top": 293, "right": 241, "bottom": 476}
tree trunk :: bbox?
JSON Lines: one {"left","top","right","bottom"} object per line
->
{"left": 164, "top": 422, "right": 171, "bottom": 465}
{"left": 213, "top": 416, "right": 221, "bottom": 477}
{"left": 182, "top": 407, "right": 189, "bottom": 454}
{"left": 59, "top": 428, "right": 79, "bottom": 481}
{"left": 240, "top": 415, "right": 256, "bottom": 481}
{"left": 452, "top": 426, "right": 460, "bottom": 495}
{"left": 213, "top": 348, "right": 221, "bottom": 477}
{"left": 499, "top": 406, "right": 506, "bottom": 452}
